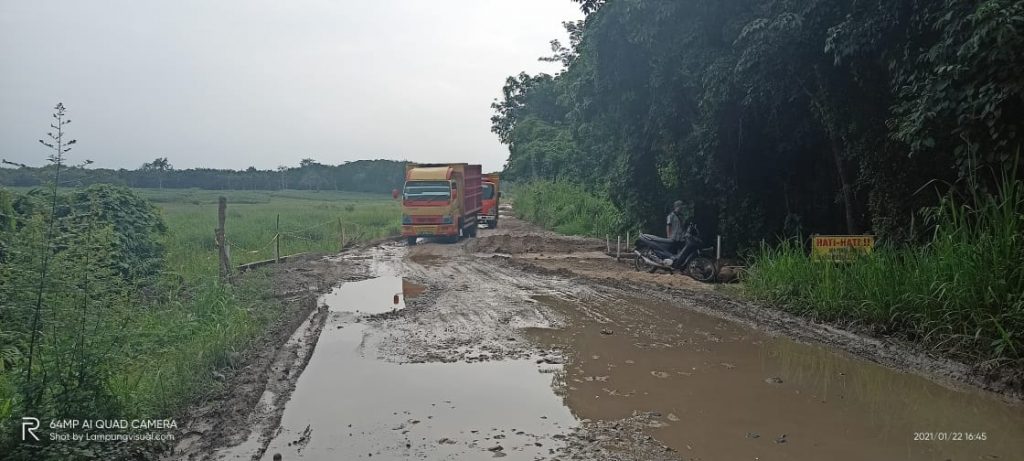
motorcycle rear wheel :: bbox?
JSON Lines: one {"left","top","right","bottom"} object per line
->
{"left": 686, "top": 257, "right": 718, "bottom": 283}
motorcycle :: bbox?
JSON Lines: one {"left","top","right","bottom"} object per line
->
{"left": 633, "top": 231, "right": 718, "bottom": 282}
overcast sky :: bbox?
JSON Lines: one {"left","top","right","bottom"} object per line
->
{"left": 0, "top": 0, "right": 580, "bottom": 172}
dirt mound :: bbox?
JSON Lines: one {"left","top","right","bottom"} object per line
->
{"left": 467, "top": 232, "right": 605, "bottom": 255}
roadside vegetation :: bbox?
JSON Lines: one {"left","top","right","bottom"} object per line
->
{"left": 512, "top": 181, "right": 624, "bottom": 237}
{"left": 0, "top": 108, "right": 402, "bottom": 459}
{"left": 746, "top": 174, "right": 1024, "bottom": 366}
{"left": 0, "top": 185, "right": 400, "bottom": 459}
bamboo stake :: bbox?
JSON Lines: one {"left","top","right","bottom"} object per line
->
{"left": 275, "top": 214, "right": 280, "bottom": 263}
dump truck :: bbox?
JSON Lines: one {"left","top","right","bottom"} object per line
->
{"left": 399, "top": 163, "right": 482, "bottom": 245}
{"left": 480, "top": 173, "right": 501, "bottom": 228}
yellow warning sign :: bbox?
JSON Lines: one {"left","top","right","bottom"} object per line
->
{"left": 811, "top": 235, "right": 875, "bottom": 262}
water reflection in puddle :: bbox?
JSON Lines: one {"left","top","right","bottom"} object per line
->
{"left": 528, "top": 295, "right": 1024, "bottom": 461}
{"left": 319, "top": 276, "right": 407, "bottom": 314}
{"left": 402, "top": 279, "right": 427, "bottom": 299}
{"left": 251, "top": 278, "right": 575, "bottom": 460}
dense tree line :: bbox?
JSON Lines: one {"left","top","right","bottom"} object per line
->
{"left": 0, "top": 159, "right": 407, "bottom": 195}
{"left": 493, "top": 0, "right": 1023, "bottom": 250}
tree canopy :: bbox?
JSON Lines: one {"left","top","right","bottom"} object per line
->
{"left": 494, "top": 0, "right": 1024, "bottom": 250}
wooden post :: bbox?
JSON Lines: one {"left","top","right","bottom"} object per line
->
{"left": 275, "top": 214, "right": 280, "bottom": 263}
{"left": 606, "top": 235, "right": 610, "bottom": 254}
{"left": 716, "top": 235, "right": 722, "bottom": 262}
{"left": 626, "top": 231, "right": 631, "bottom": 251}
{"left": 338, "top": 217, "right": 344, "bottom": 250}
{"left": 216, "top": 196, "right": 230, "bottom": 279}
{"left": 616, "top": 236, "right": 621, "bottom": 261}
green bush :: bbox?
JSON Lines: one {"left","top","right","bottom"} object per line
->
{"left": 0, "top": 207, "right": 133, "bottom": 457}
{"left": 0, "top": 187, "right": 275, "bottom": 459}
{"left": 64, "top": 185, "right": 167, "bottom": 280}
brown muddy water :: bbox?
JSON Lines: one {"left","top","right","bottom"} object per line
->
{"left": 527, "top": 295, "right": 1024, "bottom": 461}
{"left": 238, "top": 276, "right": 576, "bottom": 460}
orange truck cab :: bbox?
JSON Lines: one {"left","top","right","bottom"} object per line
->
{"left": 480, "top": 173, "right": 500, "bottom": 228}
{"left": 399, "top": 163, "right": 482, "bottom": 245}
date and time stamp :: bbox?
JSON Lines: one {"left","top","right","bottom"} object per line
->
{"left": 913, "top": 432, "right": 988, "bottom": 442}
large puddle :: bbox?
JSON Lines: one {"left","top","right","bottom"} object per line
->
{"left": 249, "top": 277, "right": 576, "bottom": 460}
{"left": 528, "top": 295, "right": 1024, "bottom": 461}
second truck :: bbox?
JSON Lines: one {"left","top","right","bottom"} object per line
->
{"left": 480, "top": 173, "right": 500, "bottom": 229}
{"left": 399, "top": 163, "right": 482, "bottom": 245}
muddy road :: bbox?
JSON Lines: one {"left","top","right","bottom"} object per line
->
{"left": 172, "top": 209, "right": 1024, "bottom": 461}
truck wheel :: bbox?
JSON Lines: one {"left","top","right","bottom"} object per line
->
{"left": 407, "top": 237, "right": 417, "bottom": 246}
{"left": 468, "top": 223, "right": 478, "bottom": 238}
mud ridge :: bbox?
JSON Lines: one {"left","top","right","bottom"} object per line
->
{"left": 466, "top": 232, "right": 606, "bottom": 255}
{"left": 555, "top": 413, "right": 681, "bottom": 461}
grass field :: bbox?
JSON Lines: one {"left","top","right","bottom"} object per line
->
{"left": 140, "top": 189, "right": 401, "bottom": 277}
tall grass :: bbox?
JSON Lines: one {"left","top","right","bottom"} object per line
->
{"left": 512, "top": 181, "right": 625, "bottom": 237}
{"left": 111, "top": 274, "right": 279, "bottom": 417}
{"left": 746, "top": 175, "right": 1024, "bottom": 366}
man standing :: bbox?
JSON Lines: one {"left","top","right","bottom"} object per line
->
{"left": 666, "top": 200, "right": 698, "bottom": 269}
{"left": 666, "top": 200, "right": 687, "bottom": 242}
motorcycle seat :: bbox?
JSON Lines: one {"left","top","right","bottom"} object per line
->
{"left": 637, "top": 233, "right": 676, "bottom": 245}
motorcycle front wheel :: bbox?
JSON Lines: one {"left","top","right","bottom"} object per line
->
{"left": 633, "top": 251, "right": 646, "bottom": 272}
{"left": 633, "top": 249, "right": 655, "bottom": 272}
